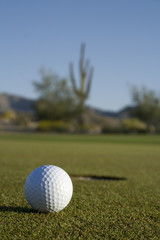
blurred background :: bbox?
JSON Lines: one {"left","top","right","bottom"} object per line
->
{"left": 0, "top": 0, "right": 160, "bottom": 134}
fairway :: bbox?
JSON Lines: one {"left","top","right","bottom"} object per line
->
{"left": 0, "top": 134, "right": 159, "bottom": 239}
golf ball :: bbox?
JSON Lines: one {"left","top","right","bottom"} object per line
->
{"left": 24, "top": 165, "right": 73, "bottom": 212}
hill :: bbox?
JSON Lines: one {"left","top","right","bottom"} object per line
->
{"left": 0, "top": 93, "right": 132, "bottom": 119}
{"left": 88, "top": 106, "right": 133, "bottom": 120}
{"left": 0, "top": 93, "right": 35, "bottom": 113}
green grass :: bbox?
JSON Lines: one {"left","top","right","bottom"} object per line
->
{"left": 0, "top": 133, "right": 159, "bottom": 239}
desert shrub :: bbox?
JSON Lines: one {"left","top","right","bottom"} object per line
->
{"left": 14, "top": 112, "right": 32, "bottom": 127}
{"left": 102, "top": 125, "right": 122, "bottom": 134}
{"left": 122, "top": 118, "right": 147, "bottom": 133}
{"left": 1, "top": 110, "right": 17, "bottom": 121}
{"left": 156, "top": 123, "right": 160, "bottom": 134}
{"left": 76, "top": 123, "right": 93, "bottom": 134}
{"left": 37, "top": 120, "right": 70, "bottom": 132}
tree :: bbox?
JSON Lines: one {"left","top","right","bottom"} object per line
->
{"left": 131, "top": 85, "right": 160, "bottom": 132}
{"left": 33, "top": 69, "right": 77, "bottom": 121}
{"left": 69, "top": 43, "right": 94, "bottom": 122}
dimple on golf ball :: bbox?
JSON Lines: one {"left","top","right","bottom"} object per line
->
{"left": 24, "top": 165, "right": 73, "bottom": 212}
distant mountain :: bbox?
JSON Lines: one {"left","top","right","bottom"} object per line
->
{"left": 0, "top": 93, "right": 132, "bottom": 119}
{"left": 0, "top": 93, "right": 35, "bottom": 113}
{"left": 92, "top": 106, "right": 133, "bottom": 119}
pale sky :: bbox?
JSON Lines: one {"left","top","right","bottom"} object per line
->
{"left": 0, "top": 0, "right": 160, "bottom": 111}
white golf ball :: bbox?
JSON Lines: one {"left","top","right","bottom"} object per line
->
{"left": 24, "top": 165, "right": 73, "bottom": 212}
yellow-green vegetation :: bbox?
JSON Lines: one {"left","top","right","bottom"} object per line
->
{"left": 0, "top": 110, "right": 17, "bottom": 121}
{"left": 37, "top": 120, "right": 70, "bottom": 132}
{"left": 122, "top": 118, "right": 147, "bottom": 133}
{"left": 0, "top": 134, "right": 159, "bottom": 239}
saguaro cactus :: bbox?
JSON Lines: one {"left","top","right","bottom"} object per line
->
{"left": 69, "top": 43, "right": 94, "bottom": 114}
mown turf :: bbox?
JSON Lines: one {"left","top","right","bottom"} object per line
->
{"left": 0, "top": 133, "right": 159, "bottom": 239}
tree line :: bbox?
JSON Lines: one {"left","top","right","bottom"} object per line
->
{"left": 32, "top": 44, "right": 160, "bottom": 133}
